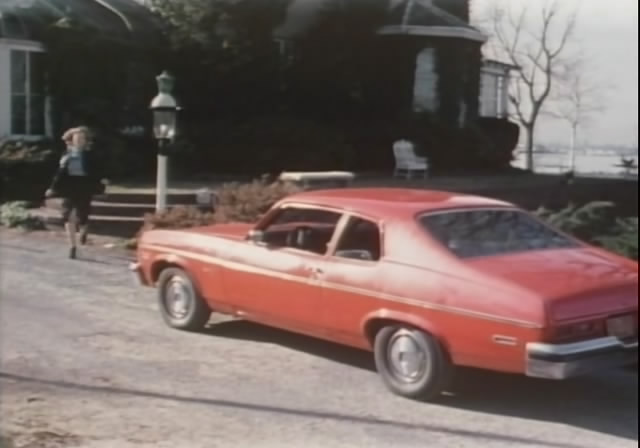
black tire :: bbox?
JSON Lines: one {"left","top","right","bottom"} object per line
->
{"left": 374, "top": 325, "right": 452, "bottom": 401}
{"left": 157, "top": 268, "right": 211, "bottom": 331}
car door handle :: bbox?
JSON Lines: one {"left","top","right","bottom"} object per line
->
{"left": 307, "top": 266, "right": 323, "bottom": 275}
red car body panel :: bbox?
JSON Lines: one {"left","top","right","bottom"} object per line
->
{"left": 136, "top": 189, "right": 638, "bottom": 376}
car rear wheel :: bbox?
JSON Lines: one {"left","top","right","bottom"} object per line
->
{"left": 157, "top": 268, "right": 211, "bottom": 331}
{"left": 374, "top": 326, "right": 452, "bottom": 401}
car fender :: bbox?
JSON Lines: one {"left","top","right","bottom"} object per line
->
{"left": 360, "top": 308, "right": 450, "bottom": 351}
{"left": 150, "top": 253, "right": 195, "bottom": 285}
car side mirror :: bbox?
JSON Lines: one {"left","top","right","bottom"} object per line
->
{"left": 247, "top": 229, "right": 265, "bottom": 244}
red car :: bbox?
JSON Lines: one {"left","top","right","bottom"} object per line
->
{"left": 131, "top": 188, "right": 638, "bottom": 400}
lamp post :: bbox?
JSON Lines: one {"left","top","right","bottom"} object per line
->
{"left": 150, "top": 71, "right": 179, "bottom": 213}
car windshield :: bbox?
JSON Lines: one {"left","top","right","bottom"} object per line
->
{"left": 418, "top": 208, "right": 579, "bottom": 259}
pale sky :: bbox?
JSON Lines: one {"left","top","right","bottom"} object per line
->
{"left": 472, "top": 0, "right": 638, "bottom": 147}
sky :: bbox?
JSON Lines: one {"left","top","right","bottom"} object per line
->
{"left": 471, "top": 0, "right": 638, "bottom": 147}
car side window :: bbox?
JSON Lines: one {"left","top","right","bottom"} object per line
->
{"left": 333, "top": 217, "right": 381, "bottom": 261}
{"left": 261, "top": 207, "right": 342, "bottom": 255}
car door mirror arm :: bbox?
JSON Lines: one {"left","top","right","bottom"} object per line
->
{"left": 247, "top": 229, "right": 266, "bottom": 245}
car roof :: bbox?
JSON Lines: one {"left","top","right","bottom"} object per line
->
{"left": 286, "top": 188, "right": 514, "bottom": 218}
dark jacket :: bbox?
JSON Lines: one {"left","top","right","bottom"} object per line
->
{"left": 49, "top": 150, "right": 104, "bottom": 197}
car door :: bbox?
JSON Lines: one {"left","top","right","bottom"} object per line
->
{"left": 314, "top": 214, "right": 386, "bottom": 346}
{"left": 221, "top": 205, "right": 342, "bottom": 333}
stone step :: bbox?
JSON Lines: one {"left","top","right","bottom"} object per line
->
{"left": 34, "top": 207, "right": 144, "bottom": 238}
{"left": 101, "top": 191, "right": 198, "bottom": 205}
{"left": 90, "top": 202, "right": 156, "bottom": 218}
{"left": 45, "top": 198, "right": 202, "bottom": 219}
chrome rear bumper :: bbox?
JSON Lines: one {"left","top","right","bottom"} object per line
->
{"left": 526, "top": 337, "right": 638, "bottom": 380}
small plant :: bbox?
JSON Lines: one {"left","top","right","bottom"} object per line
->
{"left": 0, "top": 139, "right": 56, "bottom": 163}
{"left": 141, "top": 205, "right": 215, "bottom": 233}
{"left": 1, "top": 139, "right": 59, "bottom": 202}
{"left": 212, "top": 176, "right": 302, "bottom": 224}
{"left": 596, "top": 217, "right": 638, "bottom": 260}
{"left": 0, "top": 201, "right": 46, "bottom": 230}
{"left": 536, "top": 201, "right": 638, "bottom": 260}
{"left": 535, "top": 201, "right": 616, "bottom": 242}
{"left": 136, "top": 177, "right": 301, "bottom": 243}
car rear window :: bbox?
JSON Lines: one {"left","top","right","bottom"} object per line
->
{"left": 418, "top": 209, "right": 578, "bottom": 259}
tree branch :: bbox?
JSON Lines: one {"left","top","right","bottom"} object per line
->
{"left": 483, "top": 0, "right": 580, "bottom": 169}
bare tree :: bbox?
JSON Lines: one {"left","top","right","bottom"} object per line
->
{"left": 484, "top": 0, "right": 579, "bottom": 171}
{"left": 548, "top": 58, "right": 605, "bottom": 172}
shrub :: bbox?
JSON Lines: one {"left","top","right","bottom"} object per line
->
{"left": 138, "top": 177, "right": 301, "bottom": 239}
{"left": 0, "top": 139, "right": 59, "bottom": 202}
{"left": 212, "top": 177, "right": 302, "bottom": 223}
{"left": 342, "top": 116, "right": 520, "bottom": 174}
{"left": 0, "top": 139, "right": 56, "bottom": 163}
{"left": 596, "top": 218, "right": 638, "bottom": 261}
{"left": 535, "top": 201, "right": 616, "bottom": 242}
{"left": 141, "top": 205, "right": 215, "bottom": 233}
{"left": 93, "top": 132, "right": 157, "bottom": 181}
{"left": 169, "top": 116, "right": 356, "bottom": 175}
{"left": 536, "top": 201, "right": 638, "bottom": 260}
{"left": 0, "top": 201, "right": 46, "bottom": 230}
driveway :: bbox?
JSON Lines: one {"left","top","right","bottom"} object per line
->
{"left": 0, "top": 230, "right": 637, "bottom": 448}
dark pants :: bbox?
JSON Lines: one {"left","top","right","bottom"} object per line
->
{"left": 60, "top": 177, "right": 93, "bottom": 226}
{"left": 61, "top": 194, "right": 92, "bottom": 226}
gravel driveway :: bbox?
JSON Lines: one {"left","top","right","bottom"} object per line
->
{"left": 0, "top": 230, "right": 637, "bottom": 448}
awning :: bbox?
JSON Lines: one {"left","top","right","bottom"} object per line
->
{"left": 378, "top": 0, "right": 486, "bottom": 42}
{"left": 0, "top": 0, "right": 161, "bottom": 46}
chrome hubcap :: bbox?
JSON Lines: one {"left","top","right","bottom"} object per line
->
{"left": 387, "top": 330, "right": 427, "bottom": 382}
{"left": 165, "top": 277, "right": 190, "bottom": 319}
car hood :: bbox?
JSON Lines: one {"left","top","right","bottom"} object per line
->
{"left": 468, "top": 248, "right": 638, "bottom": 321}
{"left": 191, "top": 223, "right": 254, "bottom": 240}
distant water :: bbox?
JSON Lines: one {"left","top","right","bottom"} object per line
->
{"left": 512, "top": 151, "right": 638, "bottom": 178}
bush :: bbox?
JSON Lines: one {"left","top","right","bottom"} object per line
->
{"left": 0, "top": 201, "right": 46, "bottom": 230}
{"left": 596, "top": 218, "right": 638, "bottom": 261}
{"left": 341, "top": 116, "right": 520, "bottom": 174}
{"left": 0, "top": 139, "right": 56, "bottom": 163}
{"left": 138, "top": 177, "right": 301, "bottom": 239}
{"left": 535, "top": 201, "right": 617, "bottom": 242}
{"left": 95, "top": 131, "right": 156, "bottom": 180}
{"left": 141, "top": 205, "right": 216, "bottom": 233}
{"left": 0, "top": 139, "right": 59, "bottom": 202}
{"left": 168, "top": 116, "right": 356, "bottom": 175}
{"left": 536, "top": 201, "right": 638, "bottom": 260}
{"left": 212, "top": 177, "right": 302, "bottom": 223}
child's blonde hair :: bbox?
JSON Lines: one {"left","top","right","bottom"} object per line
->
{"left": 62, "top": 126, "right": 93, "bottom": 150}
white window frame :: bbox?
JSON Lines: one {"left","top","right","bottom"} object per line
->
{"left": 3, "top": 38, "right": 49, "bottom": 140}
{"left": 480, "top": 60, "right": 516, "bottom": 120}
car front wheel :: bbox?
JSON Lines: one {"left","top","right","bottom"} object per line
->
{"left": 157, "top": 268, "right": 211, "bottom": 331}
{"left": 374, "top": 326, "right": 452, "bottom": 401}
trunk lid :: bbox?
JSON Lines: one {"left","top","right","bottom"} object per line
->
{"left": 468, "top": 248, "right": 638, "bottom": 321}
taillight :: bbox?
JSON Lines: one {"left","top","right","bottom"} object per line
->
{"left": 553, "top": 320, "right": 604, "bottom": 342}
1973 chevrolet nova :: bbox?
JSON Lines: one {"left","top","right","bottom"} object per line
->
{"left": 131, "top": 188, "right": 638, "bottom": 400}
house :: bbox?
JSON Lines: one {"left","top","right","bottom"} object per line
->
{"left": 480, "top": 59, "right": 516, "bottom": 119}
{"left": 0, "top": 0, "right": 160, "bottom": 139}
{"left": 273, "top": 0, "right": 515, "bottom": 126}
